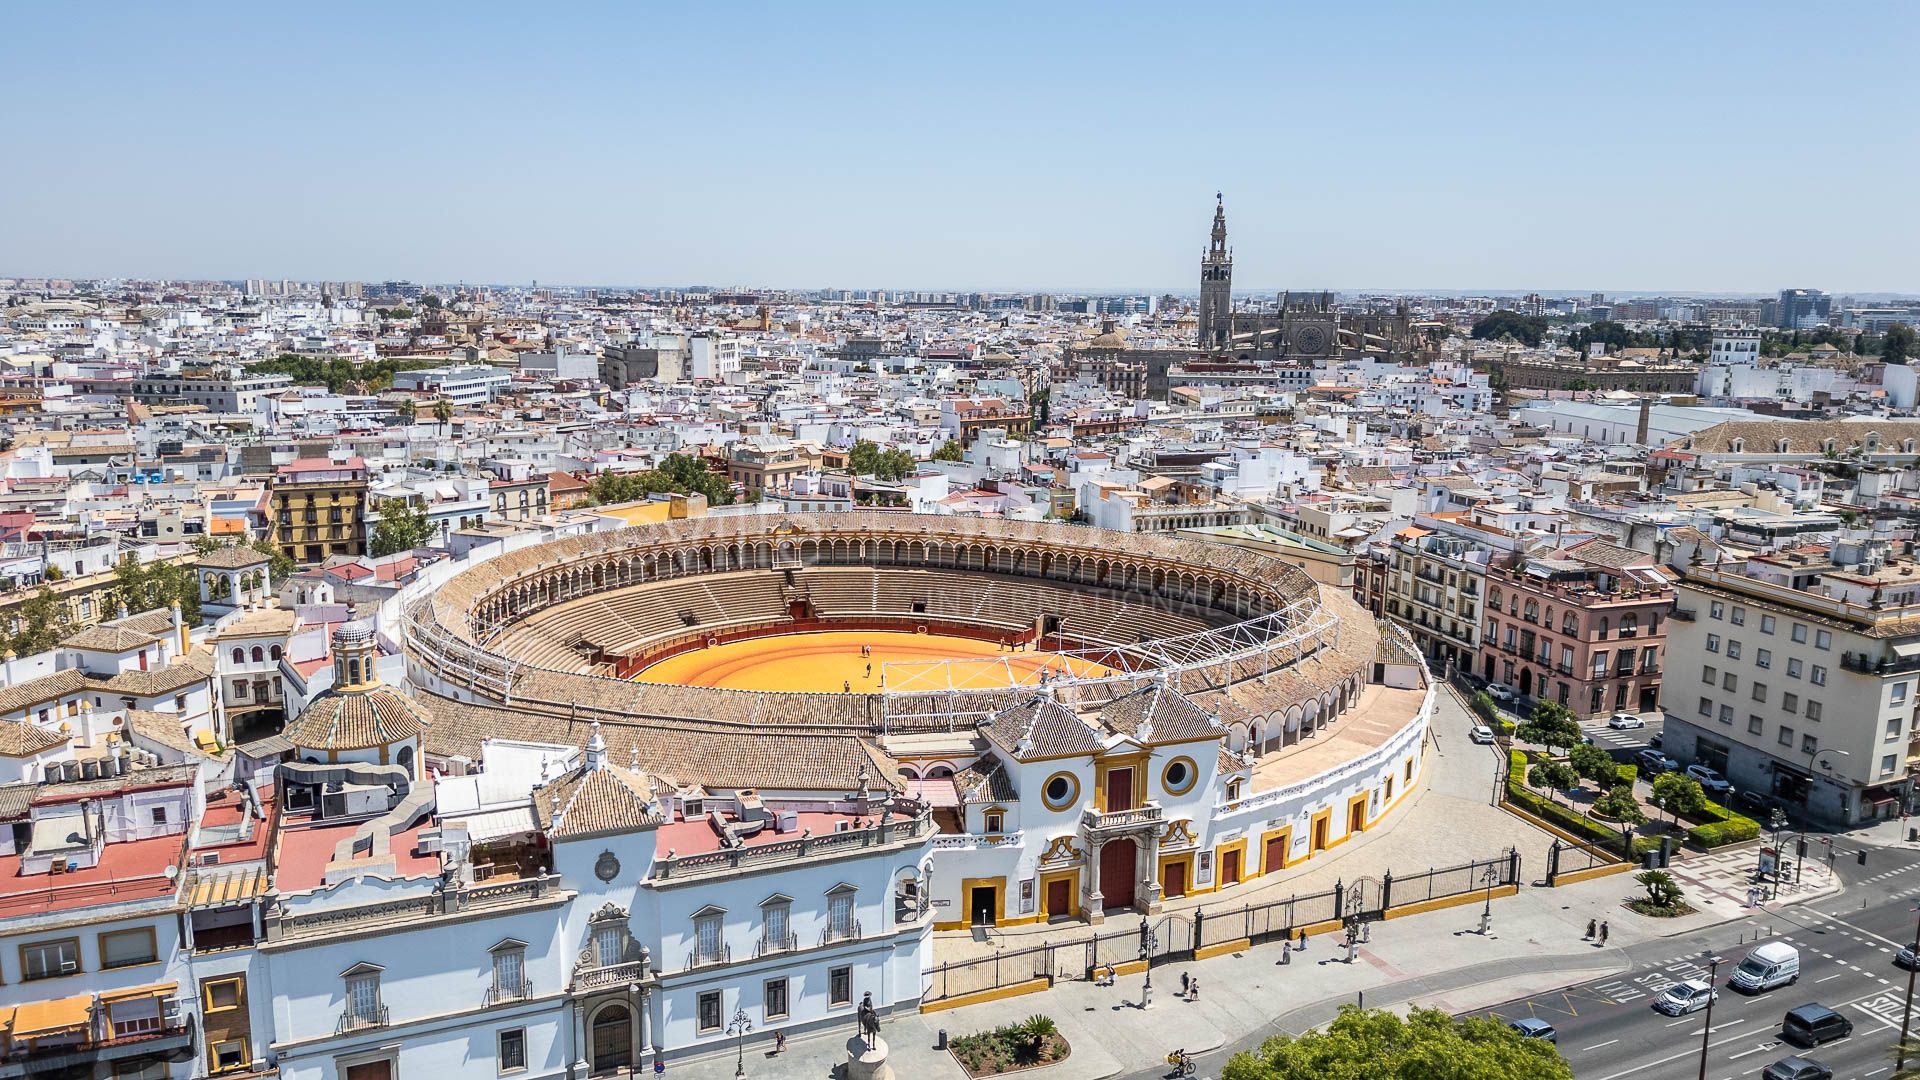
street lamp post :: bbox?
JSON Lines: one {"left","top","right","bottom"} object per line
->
{"left": 1793, "top": 749, "right": 1850, "bottom": 885}
{"left": 1696, "top": 952, "right": 1722, "bottom": 1080}
{"left": 726, "top": 1008, "right": 752, "bottom": 1079}
{"left": 1901, "top": 901, "right": 1920, "bottom": 1071}
{"left": 1479, "top": 865, "right": 1497, "bottom": 935}
{"left": 1138, "top": 917, "right": 1157, "bottom": 1009}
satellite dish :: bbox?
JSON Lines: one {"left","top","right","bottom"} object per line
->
{"left": 163, "top": 865, "right": 179, "bottom": 881}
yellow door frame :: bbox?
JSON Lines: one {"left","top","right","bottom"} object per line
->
{"left": 1214, "top": 838, "right": 1249, "bottom": 887}
{"left": 1156, "top": 851, "right": 1196, "bottom": 899}
{"left": 1038, "top": 868, "right": 1081, "bottom": 920}
{"left": 1346, "top": 793, "right": 1370, "bottom": 838}
{"left": 948, "top": 876, "right": 1006, "bottom": 930}
{"left": 1309, "top": 808, "right": 1332, "bottom": 853}
{"left": 1260, "top": 826, "right": 1293, "bottom": 874}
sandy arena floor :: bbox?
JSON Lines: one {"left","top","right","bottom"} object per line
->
{"left": 631, "top": 630, "right": 1110, "bottom": 692}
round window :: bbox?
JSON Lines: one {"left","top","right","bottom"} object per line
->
{"left": 1161, "top": 756, "right": 1199, "bottom": 796}
{"left": 1042, "top": 772, "right": 1078, "bottom": 810}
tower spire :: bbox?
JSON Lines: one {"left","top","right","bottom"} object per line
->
{"left": 1209, "top": 192, "right": 1228, "bottom": 256}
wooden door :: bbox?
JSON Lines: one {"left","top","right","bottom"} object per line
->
{"left": 1099, "top": 837, "right": 1137, "bottom": 910}
{"left": 1221, "top": 849, "right": 1242, "bottom": 886}
{"left": 1104, "top": 768, "right": 1134, "bottom": 812}
{"left": 1265, "top": 835, "right": 1288, "bottom": 873}
{"left": 1163, "top": 860, "right": 1187, "bottom": 898}
{"left": 1045, "top": 878, "right": 1071, "bottom": 919}
{"left": 1312, "top": 816, "right": 1328, "bottom": 852}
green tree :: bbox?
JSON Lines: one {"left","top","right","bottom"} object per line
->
{"left": 371, "top": 498, "right": 439, "bottom": 556}
{"left": 248, "top": 538, "right": 296, "bottom": 584}
{"left": 432, "top": 397, "right": 454, "bottom": 434}
{"left": 1527, "top": 761, "right": 1579, "bottom": 804}
{"left": 191, "top": 534, "right": 220, "bottom": 556}
{"left": 1649, "top": 772, "right": 1707, "bottom": 825}
{"left": 1883, "top": 323, "right": 1915, "bottom": 365}
{"left": 1635, "top": 869, "right": 1682, "bottom": 908}
{"left": 7, "top": 586, "right": 74, "bottom": 656}
{"left": 1222, "top": 1005, "right": 1572, "bottom": 1080}
{"left": 847, "top": 440, "right": 917, "bottom": 482}
{"left": 395, "top": 397, "right": 418, "bottom": 422}
{"left": 1031, "top": 386, "right": 1051, "bottom": 427}
{"left": 932, "top": 440, "right": 965, "bottom": 463}
{"left": 583, "top": 454, "right": 735, "bottom": 507}
{"left": 1594, "top": 785, "right": 1648, "bottom": 826}
{"left": 1517, "top": 701, "right": 1582, "bottom": 754}
{"left": 1469, "top": 311, "right": 1549, "bottom": 348}
{"left": 420, "top": 293, "right": 443, "bottom": 310}
{"left": 1568, "top": 742, "right": 1617, "bottom": 787}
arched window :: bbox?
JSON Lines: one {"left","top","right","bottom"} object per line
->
{"left": 269, "top": 645, "right": 282, "bottom": 661}
{"left": 231, "top": 647, "right": 244, "bottom": 664}
{"left": 250, "top": 646, "right": 264, "bottom": 663}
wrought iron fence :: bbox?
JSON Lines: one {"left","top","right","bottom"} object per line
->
{"left": 919, "top": 850, "right": 1521, "bottom": 1005}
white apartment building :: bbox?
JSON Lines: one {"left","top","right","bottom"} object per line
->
{"left": 392, "top": 365, "right": 511, "bottom": 408}
{"left": 1660, "top": 543, "right": 1920, "bottom": 825}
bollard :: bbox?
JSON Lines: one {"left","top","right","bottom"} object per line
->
{"left": 937, "top": 1029, "right": 948, "bottom": 1051}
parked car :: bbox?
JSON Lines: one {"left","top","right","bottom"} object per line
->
{"left": 1687, "top": 764, "right": 1733, "bottom": 794}
{"left": 1649, "top": 732, "right": 1663, "bottom": 750}
{"left": 1469, "top": 725, "right": 1496, "bottom": 745}
{"left": 1637, "top": 749, "right": 1679, "bottom": 774}
{"left": 1734, "top": 790, "right": 1773, "bottom": 815}
{"left": 1507, "top": 1018, "right": 1556, "bottom": 1043}
{"left": 1652, "top": 979, "right": 1718, "bottom": 1016}
{"left": 1486, "top": 683, "right": 1516, "bottom": 704}
{"left": 1781, "top": 1004, "right": 1852, "bottom": 1047}
{"left": 1763, "top": 1057, "right": 1833, "bottom": 1080}
{"left": 1608, "top": 712, "right": 1647, "bottom": 729}
{"left": 1896, "top": 942, "right": 1919, "bottom": 970}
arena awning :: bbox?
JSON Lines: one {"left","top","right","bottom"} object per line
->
{"left": 905, "top": 779, "right": 959, "bottom": 808}
{"left": 456, "top": 805, "right": 540, "bottom": 843}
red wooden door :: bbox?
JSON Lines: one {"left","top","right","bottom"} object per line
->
{"left": 1265, "top": 835, "right": 1287, "bottom": 873}
{"left": 1099, "top": 837, "right": 1137, "bottom": 911}
{"left": 1221, "top": 849, "right": 1242, "bottom": 885}
{"left": 1163, "top": 860, "right": 1187, "bottom": 898}
{"left": 1104, "top": 769, "right": 1134, "bottom": 812}
{"left": 1046, "top": 878, "right": 1071, "bottom": 918}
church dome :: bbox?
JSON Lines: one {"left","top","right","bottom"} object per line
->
{"left": 1089, "top": 326, "right": 1129, "bottom": 349}
{"left": 284, "top": 620, "right": 430, "bottom": 753}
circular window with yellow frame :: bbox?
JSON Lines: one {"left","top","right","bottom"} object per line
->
{"left": 1161, "top": 756, "right": 1199, "bottom": 797}
{"left": 1042, "top": 771, "right": 1080, "bottom": 811}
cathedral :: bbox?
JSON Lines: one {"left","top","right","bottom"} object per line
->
{"left": 1071, "top": 196, "right": 1425, "bottom": 399}
{"left": 1196, "top": 195, "right": 1419, "bottom": 364}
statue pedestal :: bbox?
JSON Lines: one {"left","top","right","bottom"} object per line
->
{"left": 845, "top": 1035, "right": 893, "bottom": 1080}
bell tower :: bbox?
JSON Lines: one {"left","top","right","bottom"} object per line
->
{"left": 1197, "top": 193, "right": 1233, "bottom": 351}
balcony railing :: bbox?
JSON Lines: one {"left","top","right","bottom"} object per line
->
{"left": 1841, "top": 651, "right": 1920, "bottom": 677}
{"left": 485, "top": 978, "right": 533, "bottom": 1006}
{"left": 337, "top": 1005, "right": 389, "bottom": 1033}
{"left": 0, "top": 1010, "right": 193, "bottom": 1071}
{"left": 1671, "top": 608, "right": 1697, "bottom": 621}
{"left": 821, "top": 920, "right": 863, "bottom": 946}
{"left": 571, "top": 959, "right": 649, "bottom": 993}
{"left": 685, "top": 944, "right": 732, "bottom": 972}
{"left": 1082, "top": 803, "right": 1164, "bottom": 835}
{"left": 652, "top": 810, "right": 934, "bottom": 881}
{"left": 754, "top": 933, "right": 798, "bottom": 958}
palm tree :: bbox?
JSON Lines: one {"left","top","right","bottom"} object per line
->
{"left": 1892, "top": 1038, "right": 1920, "bottom": 1079}
{"left": 432, "top": 398, "right": 453, "bottom": 436}
{"left": 396, "top": 397, "right": 417, "bottom": 423}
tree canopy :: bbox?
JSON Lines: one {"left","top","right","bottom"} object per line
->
{"left": 371, "top": 498, "right": 439, "bottom": 556}
{"left": 1222, "top": 1005, "right": 1572, "bottom": 1080}
{"left": 245, "top": 353, "right": 445, "bottom": 394}
{"left": 1567, "top": 742, "right": 1617, "bottom": 787}
{"left": 583, "top": 454, "right": 735, "bottom": 507}
{"left": 6, "top": 587, "right": 74, "bottom": 656}
{"left": 1650, "top": 772, "right": 1708, "bottom": 824}
{"left": 1517, "top": 701, "right": 1582, "bottom": 754}
{"left": 932, "top": 440, "right": 966, "bottom": 463}
{"left": 110, "top": 553, "right": 201, "bottom": 627}
{"left": 1882, "top": 323, "right": 1915, "bottom": 365}
{"left": 1469, "top": 311, "right": 1549, "bottom": 348}
{"left": 848, "top": 440, "right": 918, "bottom": 482}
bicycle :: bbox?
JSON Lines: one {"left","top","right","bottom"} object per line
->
{"left": 1165, "top": 1049, "right": 1197, "bottom": 1077}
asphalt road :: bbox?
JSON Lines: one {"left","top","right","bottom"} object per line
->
{"left": 1476, "top": 850, "right": 1920, "bottom": 1079}
{"left": 1116, "top": 849, "right": 1920, "bottom": 1080}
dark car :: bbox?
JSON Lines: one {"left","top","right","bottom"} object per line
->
{"left": 1762, "top": 1056, "right": 1832, "bottom": 1080}
{"left": 1507, "top": 1018, "right": 1556, "bottom": 1043}
{"left": 1898, "top": 942, "right": 1919, "bottom": 970}
{"left": 1781, "top": 1004, "right": 1852, "bottom": 1047}
{"left": 1734, "top": 790, "right": 1772, "bottom": 815}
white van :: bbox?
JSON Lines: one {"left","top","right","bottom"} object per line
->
{"left": 1730, "top": 941, "right": 1800, "bottom": 993}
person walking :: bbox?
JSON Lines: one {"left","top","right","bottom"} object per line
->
{"left": 1585, "top": 918, "right": 1596, "bottom": 940}
{"left": 1598, "top": 921, "right": 1610, "bottom": 945}
{"left": 1180, "top": 972, "right": 1190, "bottom": 997}
{"left": 774, "top": 1031, "right": 786, "bottom": 1054}
{"left": 1188, "top": 977, "right": 1199, "bottom": 1002}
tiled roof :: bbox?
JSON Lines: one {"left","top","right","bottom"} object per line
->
{"left": 535, "top": 759, "right": 662, "bottom": 840}
{"left": 0, "top": 717, "right": 65, "bottom": 758}
{"left": 980, "top": 692, "right": 1101, "bottom": 761}
{"left": 284, "top": 687, "right": 430, "bottom": 752}
{"left": 196, "top": 545, "right": 271, "bottom": 570}
{"left": 954, "top": 759, "right": 1016, "bottom": 804}
{"left": 61, "top": 624, "right": 162, "bottom": 652}
{"left": 1098, "top": 680, "right": 1218, "bottom": 743}
{"left": 0, "top": 668, "right": 89, "bottom": 716}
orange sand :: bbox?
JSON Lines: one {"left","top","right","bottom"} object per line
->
{"left": 632, "top": 631, "right": 1108, "bottom": 692}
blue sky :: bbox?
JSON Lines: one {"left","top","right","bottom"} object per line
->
{"left": 2, "top": 2, "right": 1915, "bottom": 293}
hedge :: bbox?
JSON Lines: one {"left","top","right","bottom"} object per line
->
{"left": 1505, "top": 750, "right": 1631, "bottom": 850}
{"left": 1684, "top": 797, "right": 1760, "bottom": 848}
{"left": 1614, "top": 764, "right": 1638, "bottom": 787}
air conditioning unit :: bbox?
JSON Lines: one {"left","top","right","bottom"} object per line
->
{"left": 774, "top": 811, "right": 799, "bottom": 834}
{"left": 415, "top": 833, "right": 443, "bottom": 854}
{"left": 833, "top": 820, "right": 852, "bottom": 833}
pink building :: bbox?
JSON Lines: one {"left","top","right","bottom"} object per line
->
{"left": 1476, "top": 539, "right": 1675, "bottom": 718}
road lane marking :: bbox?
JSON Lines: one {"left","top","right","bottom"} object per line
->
{"left": 1726, "top": 1045, "right": 1771, "bottom": 1060}
{"left": 1583, "top": 1039, "right": 1619, "bottom": 1051}
{"left": 1817, "top": 973, "right": 1845, "bottom": 983}
{"left": 1707, "top": 1018, "right": 1746, "bottom": 1033}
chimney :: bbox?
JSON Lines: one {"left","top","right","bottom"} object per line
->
{"left": 1635, "top": 398, "right": 1652, "bottom": 447}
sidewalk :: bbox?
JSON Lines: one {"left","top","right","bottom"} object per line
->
{"left": 1665, "top": 842, "right": 1843, "bottom": 916}
{"left": 661, "top": 862, "right": 1784, "bottom": 1080}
